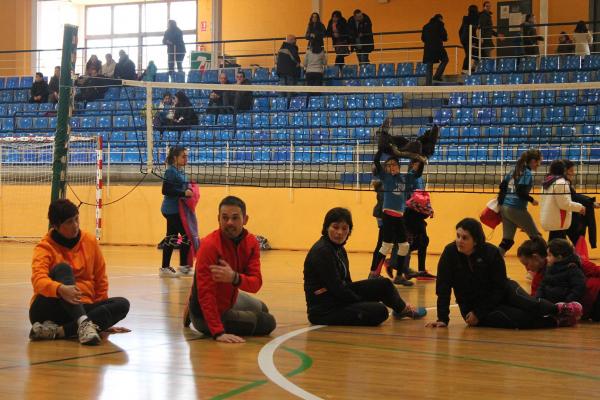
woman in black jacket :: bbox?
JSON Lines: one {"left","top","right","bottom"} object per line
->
{"left": 306, "top": 12, "right": 326, "bottom": 48}
{"left": 521, "top": 14, "right": 544, "bottom": 56}
{"left": 172, "top": 91, "right": 198, "bottom": 130}
{"left": 459, "top": 5, "right": 479, "bottom": 72}
{"left": 326, "top": 11, "right": 350, "bottom": 69}
{"left": 304, "top": 208, "right": 426, "bottom": 326}
{"left": 422, "top": 14, "right": 449, "bottom": 83}
{"left": 427, "top": 218, "right": 582, "bottom": 329}
{"left": 537, "top": 239, "right": 586, "bottom": 303}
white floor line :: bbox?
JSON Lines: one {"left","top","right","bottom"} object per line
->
{"left": 258, "top": 325, "right": 325, "bottom": 400}
{"left": 258, "top": 304, "right": 459, "bottom": 398}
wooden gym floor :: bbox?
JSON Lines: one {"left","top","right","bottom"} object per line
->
{"left": 0, "top": 241, "right": 599, "bottom": 399}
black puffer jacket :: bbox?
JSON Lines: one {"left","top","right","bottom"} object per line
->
{"left": 276, "top": 42, "right": 300, "bottom": 78}
{"left": 536, "top": 255, "right": 586, "bottom": 303}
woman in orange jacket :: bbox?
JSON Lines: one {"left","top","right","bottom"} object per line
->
{"left": 29, "top": 199, "right": 130, "bottom": 345}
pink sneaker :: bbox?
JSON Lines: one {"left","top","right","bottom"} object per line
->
{"left": 556, "top": 301, "right": 583, "bottom": 327}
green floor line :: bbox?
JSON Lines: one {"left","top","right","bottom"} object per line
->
{"left": 209, "top": 345, "right": 313, "bottom": 400}
{"left": 309, "top": 338, "right": 600, "bottom": 382}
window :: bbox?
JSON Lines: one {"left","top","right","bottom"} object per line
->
{"left": 113, "top": 5, "right": 140, "bottom": 35}
{"left": 85, "top": 1, "right": 197, "bottom": 73}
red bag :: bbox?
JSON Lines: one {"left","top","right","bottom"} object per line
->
{"left": 480, "top": 198, "right": 502, "bottom": 229}
{"left": 575, "top": 236, "right": 590, "bottom": 262}
{"left": 406, "top": 189, "right": 434, "bottom": 217}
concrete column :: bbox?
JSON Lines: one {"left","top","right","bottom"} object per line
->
{"left": 211, "top": 0, "right": 221, "bottom": 69}
{"left": 312, "top": 0, "right": 321, "bottom": 13}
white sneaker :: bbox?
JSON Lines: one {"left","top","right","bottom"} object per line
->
{"left": 78, "top": 319, "right": 101, "bottom": 345}
{"left": 178, "top": 265, "right": 193, "bottom": 277}
{"left": 29, "top": 320, "right": 59, "bottom": 341}
{"left": 159, "top": 266, "right": 179, "bottom": 278}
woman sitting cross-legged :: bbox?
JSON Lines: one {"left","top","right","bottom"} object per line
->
{"left": 303, "top": 207, "right": 427, "bottom": 326}
{"left": 426, "top": 218, "right": 582, "bottom": 329}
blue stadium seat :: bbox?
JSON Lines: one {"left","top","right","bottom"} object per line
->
{"left": 556, "top": 90, "right": 577, "bottom": 105}
{"left": 199, "top": 113, "right": 216, "bottom": 127}
{"left": 312, "top": 128, "right": 331, "bottom": 142}
{"left": 462, "top": 126, "right": 481, "bottom": 142}
{"left": 324, "top": 66, "right": 339, "bottom": 79}
{"left": 485, "top": 126, "right": 504, "bottom": 140}
{"left": 582, "top": 124, "right": 600, "bottom": 136}
{"left": 540, "top": 148, "right": 561, "bottom": 160}
{"left": 293, "top": 146, "right": 312, "bottom": 163}
{"left": 497, "top": 58, "right": 517, "bottom": 72}
{"left": 326, "top": 95, "right": 344, "bottom": 110}
{"left": 0, "top": 91, "right": 13, "bottom": 103}
{"left": 447, "top": 146, "right": 467, "bottom": 162}
{"left": 533, "top": 90, "right": 555, "bottom": 105}
{"left": 359, "top": 64, "right": 376, "bottom": 78}
{"left": 15, "top": 90, "right": 28, "bottom": 102}
{"left": 290, "top": 112, "right": 308, "bottom": 127}
{"left": 566, "top": 146, "right": 584, "bottom": 161}
{"left": 33, "top": 117, "right": 48, "bottom": 129}
{"left": 468, "top": 146, "right": 488, "bottom": 161}
{"left": 476, "top": 59, "right": 495, "bottom": 73}
{"left": 187, "top": 70, "right": 201, "bottom": 83}
{"left": 334, "top": 145, "right": 353, "bottom": 162}
{"left": 492, "top": 91, "right": 510, "bottom": 106}
{"left": 110, "top": 131, "right": 127, "bottom": 142}
{"left": 449, "top": 92, "right": 467, "bottom": 106}
{"left": 20, "top": 76, "right": 33, "bottom": 88}
{"left": 342, "top": 65, "right": 358, "bottom": 78}
{"left": 522, "top": 107, "right": 542, "bottom": 123}
{"left": 382, "top": 78, "right": 398, "bottom": 86}
{"left": 310, "top": 111, "right": 327, "bottom": 127}
{"left": 471, "top": 91, "right": 489, "bottom": 106}
{"left": 433, "top": 109, "right": 452, "bottom": 125}
{"left": 383, "top": 93, "right": 402, "bottom": 108}
{"left": 507, "top": 74, "right": 525, "bottom": 85}
{"left": 312, "top": 145, "right": 331, "bottom": 163}
{"left": 590, "top": 148, "right": 600, "bottom": 163}
{"left": 236, "top": 114, "right": 252, "bottom": 128}
{"left": 217, "top": 114, "right": 234, "bottom": 126}
{"left": 201, "top": 69, "right": 219, "bottom": 83}
{"left": 270, "top": 97, "right": 287, "bottom": 111}
{"left": 441, "top": 126, "right": 459, "bottom": 139}
{"left": 0, "top": 77, "right": 5, "bottom": 89}
{"left": 365, "top": 94, "right": 384, "bottom": 109}
{"left": 0, "top": 104, "right": 7, "bottom": 116}
{"left": 397, "top": 62, "right": 414, "bottom": 76}
{"left": 456, "top": 108, "right": 474, "bottom": 125}
{"left": 113, "top": 116, "right": 131, "bottom": 128}
{"left": 80, "top": 117, "right": 96, "bottom": 129}
{"left": 348, "top": 111, "right": 366, "bottom": 126}
{"left": 556, "top": 126, "right": 576, "bottom": 138}
{"left": 273, "top": 147, "right": 290, "bottom": 161}
{"left": 367, "top": 110, "right": 385, "bottom": 126}
{"left": 560, "top": 55, "right": 581, "bottom": 70}
{"left": 289, "top": 96, "right": 306, "bottom": 110}
{"left": 233, "top": 148, "right": 252, "bottom": 163}
{"left": 155, "top": 72, "right": 169, "bottom": 82}
{"left": 529, "top": 73, "right": 545, "bottom": 84}
{"left": 518, "top": 57, "right": 537, "bottom": 72}
{"left": 329, "top": 111, "right": 347, "bottom": 127}
{"left": 346, "top": 94, "right": 364, "bottom": 109}
{"left": 582, "top": 89, "right": 600, "bottom": 104}
{"left": 545, "top": 106, "right": 565, "bottom": 123}
{"left": 512, "top": 91, "right": 533, "bottom": 105}
{"left": 342, "top": 79, "right": 360, "bottom": 86}
{"left": 540, "top": 56, "right": 559, "bottom": 71}
{"left": 575, "top": 71, "right": 592, "bottom": 82}
{"left": 308, "top": 96, "right": 325, "bottom": 110}
{"left": 5, "top": 77, "right": 19, "bottom": 89}
{"left": 402, "top": 77, "right": 418, "bottom": 86}
{"left": 485, "top": 74, "right": 502, "bottom": 85}
{"left": 253, "top": 147, "right": 271, "bottom": 163}
{"left": 174, "top": 71, "right": 186, "bottom": 82}
{"left": 221, "top": 68, "right": 236, "bottom": 82}
{"left": 550, "top": 72, "right": 569, "bottom": 83}
{"left": 582, "top": 54, "right": 600, "bottom": 70}
{"left": 500, "top": 107, "right": 519, "bottom": 124}
{"left": 48, "top": 117, "right": 57, "bottom": 129}
{"left": 271, "top": 113, "right": 288, "bottom": 127}
{"left": 531, "top": 126, "right": 552, "bottom": 138}
{"left": 1, "top": 118, "right": 14, "bottom": 131}
{"left": 377, "top": 63, "right": 395, "bottom": 78}
{"left": 464, "top": 75, "right": 482, "bottom": 85}
{"left": 16, "top": 117, "right": 32, "bottom": 130}
{"left": 352, "top": 127, "right": 371, "bottom": 141}
{"left": 253, "top": 97, "right": 269, "bottom": 111}
{"left": 364, "top": 78, "right": 380, "bottom": 86}
{"left": 293, "top": 128, "right": 311, "bottom": 143}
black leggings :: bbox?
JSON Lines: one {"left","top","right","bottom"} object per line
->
{"left": 29, "top": 263, "right": 130, "bottom": 337}
{"left": 466, "top": 280, "right": 558, "bottom": 329}
{"left": 162, "top": 212, "right": 190, "bottom": 268}
{"left": 305, "top": 72, "right": 323, "bottom": 86}
{"left": 308, "top": 278, "right": 406, "bottom": 326}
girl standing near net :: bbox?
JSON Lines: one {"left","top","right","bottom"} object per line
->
{"left": 160, "top": 146, "right": 193, "bottom": 277}
{"left": 497, "top": 149, "right": 542, "bottom": 256}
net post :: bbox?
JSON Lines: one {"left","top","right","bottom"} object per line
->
{"left": 51, "top": 24, "right": 78, "bottom": 203}
{"left": 95, "top": 136, "right": 103, "bottom": 241}
{"left": 145, "top": 85, "right": 154, "bottom": 172}
{"left": 225, "top": 142, "right": 230, "bottom": 187}
{"left": 106, "top": 142, "right": 111, "bottom": 198}
{"left": 355, "top": 140, "right": 360, "bottom": 191}
{"left": 289, "top": 141, "right": 294, "bottom": 201}
{"left": 468, "top": 24, "right": 473, "bottom": 75}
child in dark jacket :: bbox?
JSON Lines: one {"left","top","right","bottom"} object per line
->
{"left": 536, "top": 239, "right": 585, "bottom": 304}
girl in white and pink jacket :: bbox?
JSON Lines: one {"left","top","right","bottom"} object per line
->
{"left": 540, "top": 160, "right": 585, "bottom": 241}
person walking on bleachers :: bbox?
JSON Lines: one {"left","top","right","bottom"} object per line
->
{"left": 556, "top": 32, "right": 575, "bottom": 55}
{"left": 306, "top": 12, "right": 326, "bottom": 49}
{"left": 497, "top": 149, "right": 542, "bottom": 256}
{"left": 326, "top": 11, "right": 350, "bottom": 70}
{"left": 172, "top": 91, "right": 198, "bottom": 131}
{"left": 232, "top": 71, "right": 253, "bottom": 112}
{"left": 303, "top": 40, "right": 327, "bottom": 86}
{"left": 459, "top": 5, "right": 479, "bottom": 73}
{"left": 114, "top": 50, "right": 137, "bottom": 80}
{"left": 276, "top": 34, "right": 301, "bottom": 99}
{"left": 422, "top": 14, "right": 449, "bottom": 84}
{"left": 163, "top": 20, "right": 186, "bottom": 75}
{"left": 573, "top": 21, "right": 593, "bottom": 56}
{"left": 102, "top": 53, "right": 116, "bottom": 78}
{"left": 85, "top": 55, "right": 102, "bottom": 76}
{"left": 48, "top": 67, "right": 60, "bottom": 103}
{"left": 348, "top": 9, "right": 374, "bottom": 64}
{"left": 29, "top": 72, "right": 49, "bottom": 103}
{"left": 521, "top": 14, "right": 544, "bottom": 56}
{"left": 478, "top": 1, "right": 501, "bottom": 59}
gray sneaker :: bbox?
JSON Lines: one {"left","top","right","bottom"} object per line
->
{"left": 178, "top": 265, "right": 194, "bottom": 277}
{"left": 78, "top": 319, "right": 101, "bottom": 345}
{"left": 29, "top": 320, "right": 59, "bottom": 341}
{"left": 159, "top": 266, "right": 179, "bottom": 278}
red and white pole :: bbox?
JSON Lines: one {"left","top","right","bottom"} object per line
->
{"left": 95, "top": 136, "right": 103, "bottom": 241}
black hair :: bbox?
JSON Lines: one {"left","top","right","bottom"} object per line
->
{"left": 48, "top": 198, "right": 79, "bottom": 227}
{"left": 219, "top": 196, "right": 246, "bottom": 216}
{"left": 310, "top": 39, "right": 324, "bottom": 54}
{"left": 517, "top": 236, "right": 548, "bottom": 258}
{"left": 384, "top": 156, "right": 400, "bottom": 166}
{"left": 575, "top": 21, "right": 588, "bottom": 33}
{"left": 353, "top": 9, "right": 362, "bottom": 15}
{"left": 483, "top": 1, "right": 491, "bottom": 7}
{"left": 562, "top": 159, "right": 575, "bottom": 171}
{"left": 548, "top": 238, "right": 574, "bottom": 259}
{"left": 35, "top": 72, "right": 43, "bottom": 78}
{"left": 525, "top": 14, "right": 534, "bottom": 23}
{"left": 549, "top": 159, "right": 565, "bottom": 176}
{"left": 468, "top": 5, "right": 479, "bottom": 18}
{"left": 237, "top": 70, "right": 246, "bottom": 78}
{"left": 163, "top": 91, "right": 172, "bottom": 99}
{"left": 175, "top": 90, "right": 192, "bottom": 107}
{"left": 166, "top": 145, "right": 186, "bottom": 165}
{"left": 321, "top": 207, "right": 353, "bottom": 237}
{"left": 308, "top": 12, "right": 321, "bottom": 25}
{"left": 455, "top": 218, "right": 486, "bottom": 247}
{"left": 331, "top": 10, "right": 342, "bottom": 19}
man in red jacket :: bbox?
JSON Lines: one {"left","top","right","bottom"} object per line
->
{"left": 186, "top": 196, "right": 276, "bottom": 343}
